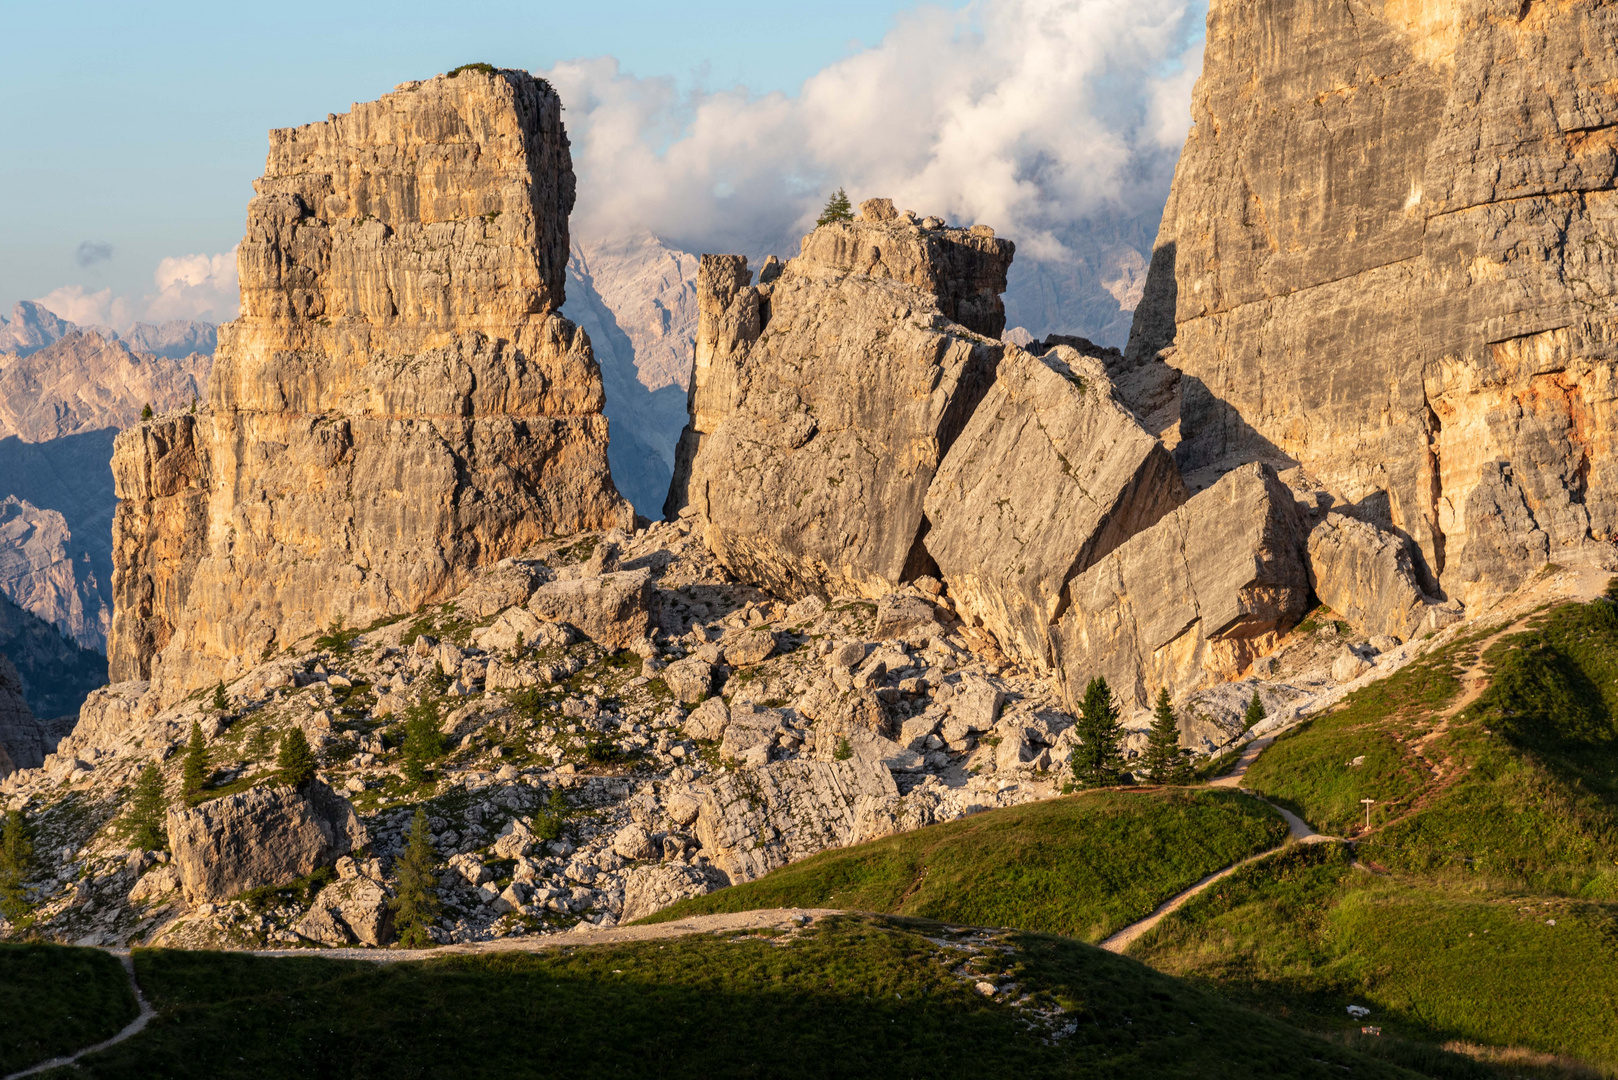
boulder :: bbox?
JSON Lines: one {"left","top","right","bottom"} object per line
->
{"left": 471, "top": 606, "right": 572, "bottom": 654}
{"left": 1052, "top": 463, "right": 1310, "bottom": 711}
{"left": 872, "top": 595, "right": 947, "bottom": 646}
{"left": 691, "top": 759, "right": 900, "bottom": 883}
{"left": 923, "top": 345, "right": 1185, "bottom": 669}
{"left": 295, "top": 872, "right": 393, "bottom": 947}
{"left": 665, "top": 210, "right": 1014, "bottom": 598}
{"left": 683, "top": 696, "right": 729, "bottom": 741}
{"left": 527, "top": 569, "right": 654, "bottom": 651}
{"left": 167, "top": 779, "right": 368, "bottom": 904}
{"left": 492, "top": 818, "right": 536, "bottom": 859}
{"left": 718, "top": 702, "right": 787, "bottom": 764}
{"left": 611, "top": 823, "right": 657, "bottom": 862}
{"left": 127, "top": 864, "right": 179, "bottom": 906}
{"left": 661, "top": 656, "right": 713, "bottom": 705}
{"left": 618, "top": 863, "right": 716, "bottom": 924}
{"left": 1307, "top": 513, "right": 1463, "bottom": 642}
{"left": 720, "top": 627, "right": 776, "bottom": 667}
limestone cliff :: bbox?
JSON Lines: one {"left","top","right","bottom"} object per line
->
{"left": 666, "top": 199, "right": 1014, "bottom": 599}
{"left": 1133, "top": 0, "right": 1618, "bottom": 612}
{"left": 110, "top": 69, "right": 630, "bottom": 702}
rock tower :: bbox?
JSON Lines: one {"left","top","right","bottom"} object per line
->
{"left": 110, "top": 69, "right": 630, "bottom": 704}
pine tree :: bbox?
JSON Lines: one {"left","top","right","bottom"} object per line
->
{"left": 277, "top": 727, "right": 317, "bottom": 788}
{"left": 402, "top": 705, "right": 445, "bottom": 785}
{"left": 181, "top": 720, "right": 209, "bottom": 800}
{"left": 816, "top": 187, "right": 854, "bottom": 226}
{"left": 140, "top": 403, "right": 154, "bottom": 421}
{"left": 0, "top": 809, "right": 34, "bottom": 921}
{"left": 212, "top": 681, "right": 230, "bottom": 713}
{"left": 390, "top": 807, "right": 441, "bottom": 948}
{"left": 1142, "top": 688, "right": 1186, "bottom": 785}
{"left": 1071, "top": 676, "right": 1125, "bottom": 787}
{"left": 1243, "top": 690, "right": 1266, "bottom": 731}
{"left": 126, "top": 764, "right": 169, "bottom": 851}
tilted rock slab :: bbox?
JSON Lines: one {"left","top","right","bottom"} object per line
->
{"left": 689, "top": 758, "right": 903, "bottom": 884}
{"left": 1052, "top": 463, "right": 1310, "bottom": 711}
{"left": 167, "top": 779, "right": 368, "bottom": 904}
{"left": 666, "top": 204, "right": 1014, "bottom": 598}
{"left": 1307, "top": 513, "right": 1462, "bottom": 642}
{"left": 110, "top": 69, "right": 630, "bottom": 708}
{"left": 1135, "top": 0, "right": 1618, "bottom": 609}
{"left": 924, "top": 345, "right": 1185, "bottom": 671}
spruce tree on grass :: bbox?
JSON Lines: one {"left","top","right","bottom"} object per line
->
{"left": 1243, "top": 690, "right": 1266, "bottom": 731}
{"left": 0, "top": 809, "right": 34, "bottom": 921}
{"left": 126, "top": 764, "right": 169, "bottom": 850}
{"left": 390, "top": 807, "right": 441, "bottom": 947}
{"left": 1142, "top": 688, "right": 1188, "bottom": 785}
{"left": 817, "top": 187, "right": 854, "bottom": 226}
{"left": 277, "top": 727, "right": 317, "bottom": 789}
{"left": 1072, "top": 676, "right": 1125, "bottom": 788}
{"left": 181, "top": 720, "right": 209, "bottom": 801}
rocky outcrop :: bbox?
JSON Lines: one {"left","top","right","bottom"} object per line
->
{"left": 923, "top": 344, "right": 1184, "bottom": 670}
{"left": 666, "top": 200, "right": 1014, "bottom": 598}
{"left": 167, "top": 779, "right": 367, "bottom": 904}
{"left": 688, "top": 758, "right": 902, "bottom": 883}
{"left": 294, "top": 857, "right": 393, "bottom": 946}
{"left": 1307, "top": 513, "right": 1462, "bottom": 642}
{"left": 527, "top": 568, "right": 654, "bottom": 650}
{"left": 1135, "top": 0, "right": 1618, "bottom": 611}
{"left": 1052, "top": 463, "right": 1310, "bottom": 711}
{"left": 0, "top": 655, "right": 39, "bottom": 776}
{"left": 109, "top": 69, "right": 632, "bottom": 703}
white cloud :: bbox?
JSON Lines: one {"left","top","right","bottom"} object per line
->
{"left": 546, "top": 0, "right": 1206, "bottom": 270}
{"left": 32, "top": 247, "right": 239, "bottom": 332}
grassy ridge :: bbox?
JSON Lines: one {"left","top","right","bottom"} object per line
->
{"left": 644, "top": 789, "right": 1289, "bottom": 940}
{"left": 0, "top": 943, "right": 138, "bottom": 1073}
{"left": 1245, "top": 601, "right": 1618, "bottom": 896}
{"left": 1130, "top": 843, "right": 1618, "bottom": 1072}
{"left": 49, "top": 917, "right": 1443, "bottom": 1079}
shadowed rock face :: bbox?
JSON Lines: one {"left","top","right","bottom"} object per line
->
{"left": 665, "top": 204, "right": 1014, "bottom": 599}
{"left": 109, "top": 69, "right": 631, "bottom": 705}
{"left": 1133, "top": 0, "right": 1618, "bottom": 610}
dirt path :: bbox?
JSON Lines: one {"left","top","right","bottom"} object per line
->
{"left": 5, "top": 952, "right": 157, "bottom": 1080}
{"left": 248, "top": 907, "right": 848, "bottom": 964}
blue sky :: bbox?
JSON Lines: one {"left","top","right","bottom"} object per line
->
{"left": 1, "top": 1, "right": 1207, "bottom": 330}
{"left": 0, "top": 0, "right": 958, "bottom": 314}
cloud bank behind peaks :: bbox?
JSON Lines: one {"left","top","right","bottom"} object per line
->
{"left": 546, "top": 0, "right": 1206, "bottom": 344}
{"left": 33, "top": 247, "right": 240, "bottom": 334}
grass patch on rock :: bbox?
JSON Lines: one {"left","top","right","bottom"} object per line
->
{"left": 646, "top": 789, "right": 1289, "bottom": 942}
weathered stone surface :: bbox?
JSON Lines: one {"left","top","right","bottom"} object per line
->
{"left": 1053, "top": 463, "right": 1310, "bottom": 711}
{"left": 0, "top": 330, "right": 210, "bottom": 444}
{"left": 295, "top": 871, "right": 393, "bottom": 946}
{"left": 924, "top": 345, "right": 1185, "bottom": 670}
{"left": 720, "top": 627, "right": 775, "bottom": 667}
{"left": 1308, "top": 513, "right": 1462, "bottom": 641}
{"left": 527, "top": 569, "right": 653, "bottom": 650}
{"left": 1135, "top": 0, "right": 1618, "bottom": 609}
{"left": 661, "top": 656, "right": 713, "bottom": 705}
{"left": 110, "top": 69, "right": 631, "bottom": 706}
{"left": 167, "top": 779, "right": 367, "bottom": 903}
{"left": 872, "top": 594, "right": 947, "bottom": 646}
{"left": 683, "top": 696, "right": 729, "bottom": 741}
{"left": 690, "top": 759, "right": 899, "bottom": 883}
{"left": 126, "top": 864, "right": 180, "bottom": 906}
{"left": 618, "top": 862, "right": 716, "bottom": 924}
{"left": 666, "top": 206, "right": 1014, "bottom": 598}
{"left": 717, "top": 702, "right": 787, "bottom": 764}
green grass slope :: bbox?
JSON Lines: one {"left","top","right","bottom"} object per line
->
{"left": 55, "top": 917, "right": 1449, "bottom": 1079}
{"left": 644, "top": 789, "right": 1289, "bottom": 940}
{"left": 1129, "top": 843, "right": 1618, "bottom": 1074}
{"left": 0, "top": 943, "right": 138, "bottom": 1073}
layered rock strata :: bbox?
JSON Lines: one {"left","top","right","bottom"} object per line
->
{"left": 110, "top": 70, "right": 630, "bottom": 703}
{"left": 1052, "top": 463, "right": 1311, "bottom": 711}
{"left": 1134, "top": 0, "right": 1618, "bottom": 610}
{"left": 666, "top": 200, "right": 1014, "bottom": 598}
{"left": 923, "top": 344, "right": 1185, "bottom": 671}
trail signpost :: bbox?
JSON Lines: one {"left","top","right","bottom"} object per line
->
{"left": 1360, "top": 798, "right": 1375, "bottom": 830}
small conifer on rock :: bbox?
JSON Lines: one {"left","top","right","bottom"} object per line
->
{"left": 0, "top": 809, "right": 34, "bottom": 920}
{"left": 390, "top": 807, "right": 442, "bottom": 948}
{"left": 1244, "top": 690, "right": 1266, "bottom": 731}
{"left": 181, "top": 720, "right": 209, "bottom": 800}
{"left": 277, "top": 727, "right": 316, "bottom": 788}
{"left": 817, "top": 187, "right": 853, "bottom": 226}
{"left": 126, "top": 764, "right": 170, "bottom": 850}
